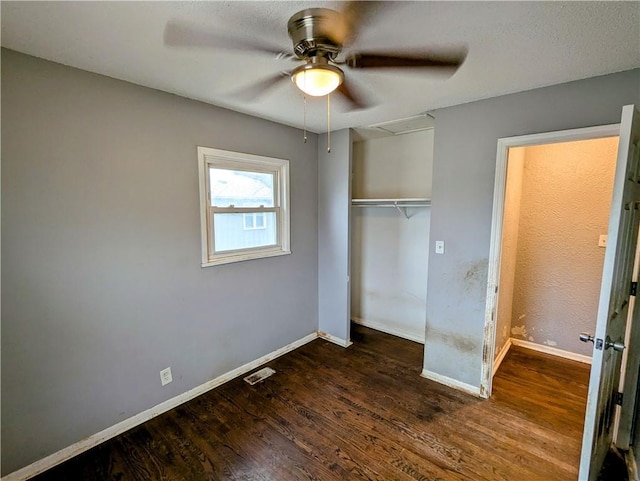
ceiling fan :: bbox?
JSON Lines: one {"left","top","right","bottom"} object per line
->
{"left": 164, "top": 3, "right": 467, "bottom": 110}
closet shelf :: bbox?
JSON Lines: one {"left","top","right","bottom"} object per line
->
{"left": 351, "top": 198, "right": 431, "bottom": 219}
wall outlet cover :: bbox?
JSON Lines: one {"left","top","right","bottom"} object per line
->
{"left": 160, "top": 367, "right": 173, "bottom": 386}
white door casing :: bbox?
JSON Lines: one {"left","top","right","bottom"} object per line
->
{"left": 482, "top": 123, "right": 620, "bottom": 398}
{"left": 579, "top": 104, "right": 640, "bottom": 481}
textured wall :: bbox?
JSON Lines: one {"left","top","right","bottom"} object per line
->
{"left": 425, "top": 68, "right": 640, "bottom": 389}
{"left": 2, "top": 50, "right": 319, "bottom": 475}
{"left": 351, "top": 130, "right": 432, "bottom": 342}
{"left": 495, "top": 147, "right": 525, "bottom": 358}
{"left": 510, "top": 138, "right": 618, "bottom": 355}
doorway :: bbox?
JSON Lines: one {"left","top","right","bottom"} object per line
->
{"left": 483, "top": 107, "right": 640, "bottom": 480}
{"left": 350, "top": 128, "right": 434, "bottom": 345}
{"left": 481, "top": 125, "right": 619, "bottom": 396}
{"left": 492, "top": 136, "right": 619, "bottom": 375}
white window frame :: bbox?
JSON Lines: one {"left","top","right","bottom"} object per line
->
{"left": 198, "top": 146, "right": 290, "bottom": 266}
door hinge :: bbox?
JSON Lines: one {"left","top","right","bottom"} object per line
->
{"left": 631, "top": 282, "right": 638, "bottom": 296}
{"left": 615, "top": 391, "right": 624, "bottom": 406}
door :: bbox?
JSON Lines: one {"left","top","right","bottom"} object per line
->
{"left": 579, "top": 104, "right": 640, "bottom": 481}
{"left": 615, "top": 226, "right": 640, "bottom": 449}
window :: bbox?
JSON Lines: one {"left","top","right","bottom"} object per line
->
{"left": 243, "top": 212, "right": 267, "bottom": 230}
{"left": 198, "top": 146, "right": 290, "bottom": 266}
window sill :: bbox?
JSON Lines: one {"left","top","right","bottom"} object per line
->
{"left": 201, "top": 249, "right": 291, "bottom": 267}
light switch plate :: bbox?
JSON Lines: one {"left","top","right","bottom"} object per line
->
{"left": 435, "top": 240, "right": 445, "bottom": 254}
{"left": 598, "top": 235, "right": 607, "bottom": 248}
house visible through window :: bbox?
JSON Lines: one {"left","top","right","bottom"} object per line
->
{"left": 198, "top": 147, "right": 290, "bottom": 266}
{"left": 243, "top": 212, "right": 267, "bottom": 230}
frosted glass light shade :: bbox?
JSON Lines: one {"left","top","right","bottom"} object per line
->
{"left": 292, "top": 65, "right": 343, "bottom": 97}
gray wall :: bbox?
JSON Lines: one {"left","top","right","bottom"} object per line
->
{"left": 424, "top": 68, "right": 640, "bottom": 388}
{"left": 318, "top": 130, "right": 352, "bottom": 343}
{"left": 1, "top": 49, "right": 319, "bottom": 475}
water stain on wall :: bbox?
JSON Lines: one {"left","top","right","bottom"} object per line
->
{"left": 511, "top": 324, "right": 528, "bottom": 338}
{"left": 426, "top": 324, "right": 479, "bottom": 354}
{"left": 482, "top": 317, "right": 493, "bottom": 365}
{"left": 463, "top": 259, "right": 489, "bottom": 294}
{"left": 362, "top": 290, "right": 426, "bottom": 306}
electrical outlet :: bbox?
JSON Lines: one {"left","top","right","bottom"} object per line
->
{"left": 160, "top": 367, "right": 172, "bottom": 386}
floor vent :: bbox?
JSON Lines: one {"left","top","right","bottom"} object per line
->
{"left": 243, "top": 367, "right": 275, "bottom": 385}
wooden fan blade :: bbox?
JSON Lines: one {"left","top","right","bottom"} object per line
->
{"left": 345, "top": 49, "right": 467, "bottom": 70}
{"left": 164, "top": 20, "right": 293, "bottom": 59}
{"left": 230, "top": 71, "right": 291, "bottom": 101}
{"left": 335, "top": 79, "right": 370, "bottom": 111}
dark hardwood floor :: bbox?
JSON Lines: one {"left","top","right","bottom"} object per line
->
{"left": 33, "top": 325, "right": 594, "bottom": 481}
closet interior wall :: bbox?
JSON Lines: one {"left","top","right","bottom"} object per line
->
{"left": 495, "top": 137, "right": 618, "bottom": 361}
{"left": 350, "top": 129, "right": 434, "bottom": 343}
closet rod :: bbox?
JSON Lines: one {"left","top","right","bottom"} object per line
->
{"left": 351, "top": 199, "right": 431, "bottom": 219}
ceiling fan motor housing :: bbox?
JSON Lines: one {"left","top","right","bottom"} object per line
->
{"left": 287, "top": 8, "right": 344, "bottom": 61}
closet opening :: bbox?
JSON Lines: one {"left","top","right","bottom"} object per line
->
{"left": 349, "top": 120, "right": 434, "bottom": 359}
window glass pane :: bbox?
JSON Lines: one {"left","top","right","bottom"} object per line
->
{"left": 210, "top": 168, "right": 274, "bottom": 207}
{"left": 243, "top": 213, "right": 268, "bottom": 230}
{"left": 213, "top": 212, "right": 277, "bottom": 252}
{"left": 243, "top": 213, "right": 255, "bottom": 229}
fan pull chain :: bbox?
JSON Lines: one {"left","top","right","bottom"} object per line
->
{"left": 303, "top": 95, "right": 308, "bottom": 143}
{"left": 327, "top": 93, "right": 331, "bottom": 153}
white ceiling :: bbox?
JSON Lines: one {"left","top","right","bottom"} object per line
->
{"left": 2, "top": 1, "right": 639, "bottom": 133}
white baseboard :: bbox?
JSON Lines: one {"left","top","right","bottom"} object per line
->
{"left": 510, "top": 338, "right": 592, "bottom": 364}
{"left": 493, "top": 338, "right": 512, "bottom": 377}
{"left": 317, "top": 330, "right": 353, "bottom": 348}
{"left": 628, "top": 446, "right": 639, "bottom": 481}
{"left": 351, "top": 317, "right": 425, "bottom": 344}
{"left": 2, "top": 332, "right": 319, "bottom": 481}
{"left": 420, "top": 369, "right": 482, "bottom": 397}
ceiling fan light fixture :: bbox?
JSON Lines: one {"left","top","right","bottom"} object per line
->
{"left": 291, "top": 63, "right": 344, "bottom": 97}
